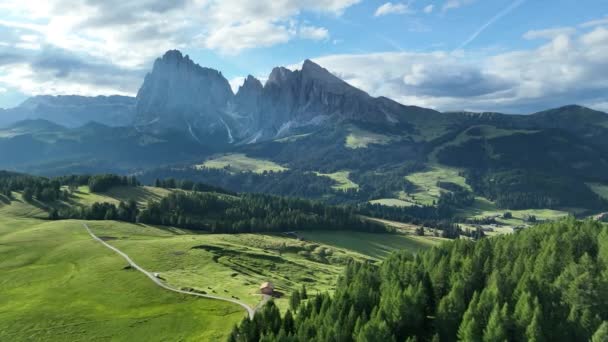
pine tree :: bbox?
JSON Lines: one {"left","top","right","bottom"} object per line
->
{"left": 300, "top": 285, "right": 308, "bottom": 299}
{"left": 355, "top": 318, "right": 395, "bottom": 342}
{"left": 483, "top": 303, "right": 508, "bottom": 342}
{"left": 592, "top": 322, "right": 608, "bottom": 342}
{"left": 526, "top": 306, "right": 544, "bottom": 342}
{"left": 282, "top": 310, "right": 295, "bottom": 335}
{"left": 290, "top": 291, "right": 301, "bottom": 312}
{"left": 458, "top": 292, "right": 482, "bottom": 342}
{"left": 513, "top": 291, "right": 534, "bottom": 339}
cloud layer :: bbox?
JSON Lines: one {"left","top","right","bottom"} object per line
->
{"left": 0, "top": 1, "right": 607, "bottom": 114}
{"left": 308, "top": 23, "right": 608, "bottom": 112}
{"left": 0, "top": 0, "right": 354, "bottom": 101}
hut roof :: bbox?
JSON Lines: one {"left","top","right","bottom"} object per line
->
{"left": 260, "top": 282, "right": 274, "bottom": 289}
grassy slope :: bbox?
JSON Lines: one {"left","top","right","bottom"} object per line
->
{"left": 399, "top": 166, "right": 470, "bottom": 206}
{"left": 196, "top": 153, "right": 288, "bottom": 174}
{"left": 314, "top": 171, "right": 359, "bottom": 191}
{"left": 87, "top": 222, "right": 359, "bottom": 311}
{"left": 2, "top": 185, "right": 433, "bottom": 311}
{"left": 299, "top": 231, "right": 437, "bottom": 259}
{"left": 369, "top": 198, "right": 416, "bottom": 207}
{"left": 588, "top": 182, "right": 608, "bottom": 200}
{"left": 84, "top": 222, "right": 433, "bottom": 311}
{"left": 0, "top": 202, "right": 244, "bottom": 341}
{"left": 69, "top": 185, "right": 172, "bottom": 207}
{"left": 345, "top": 127, "right": 393, "bottom": 149}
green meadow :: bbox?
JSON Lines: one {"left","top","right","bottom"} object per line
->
{"left": 0, "top": 186, "right": 436, "bottom": 340}
{"left": 196, "top": 153, "right": 288, "bottom": 174}
{"left": 0, "top": 206, "right": 244, "bottom": 341}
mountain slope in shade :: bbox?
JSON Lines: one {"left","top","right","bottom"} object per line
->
{"left": 134, "top": 50, "right": 443, "bottom": 145}
{"left": 0, "top": 95, "right": 135, "bottom": 128}
{"left": 135, "top": 50, "right": 235, "bottom": 145}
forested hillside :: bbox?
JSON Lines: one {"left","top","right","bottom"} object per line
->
{"left": 230, "top": 219, "right": 608, "bottom": 341}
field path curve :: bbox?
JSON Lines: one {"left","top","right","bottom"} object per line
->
{"left": 83, "top": 223, "right": 256, "bottom": 319}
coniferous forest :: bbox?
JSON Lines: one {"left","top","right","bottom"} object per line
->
{"left": 229, "top": 219, "right": 608, "bottom": 342}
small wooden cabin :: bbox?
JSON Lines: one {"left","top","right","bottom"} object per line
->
{"left": 260, "top": 282, "right": 274, "bottom": 295}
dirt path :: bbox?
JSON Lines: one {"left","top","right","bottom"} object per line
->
{"left": 83, "top": 223, "right": 256, "bottom": 319}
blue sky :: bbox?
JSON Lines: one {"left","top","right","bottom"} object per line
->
{"left": 0, "top": 0, "right": 608, "bottom": 113}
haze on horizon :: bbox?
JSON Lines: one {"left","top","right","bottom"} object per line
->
{"left": 0, "top": 0, "right": 607, "bottom": 114}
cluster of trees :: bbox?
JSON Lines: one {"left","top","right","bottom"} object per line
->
{"left": 359, "top": 202, "right": 465, "bottom": 239}
{"left": 153, "top": 178, "right": 235, "bottom": 195}
{"left": 435, "top": 184, "right": 475, "bottom": 217}
{"left": 87, "top": 174, "right": 139, "bottom": 193}
{"left": 464, "top": 169, "right": 607, "bottom": 210}
{"left": 141, "top": 168, "right": 339, "bottom": 200}
{"left": 0, "top": 171, "right": 68, "bottom": 203}
{"left": 53, "top": 200, "right": 139, "bottom": 221}
{"left": 137, "top": 192, "right": 387, "bottom": 234}
{"left": 231, "top": 219, "right": 608, "bottom": 341}
{"left": 138, "top": 162, "right": 425, "bottom": 205}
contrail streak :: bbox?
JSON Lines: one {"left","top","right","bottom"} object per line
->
{"left": 458, "top": 0, "right": 526, "bottom": 49}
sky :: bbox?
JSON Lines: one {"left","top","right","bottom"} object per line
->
{"left": 0, "top": 0, "right": 607, "bottom": 113}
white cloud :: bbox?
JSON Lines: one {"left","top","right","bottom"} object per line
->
{"left": 0, "top": 0, "right": 361, "bottom": 96}
{"left": 442, "top": 0, "right": 475, "bottom": 12}
{"left": 299, "top": 25, "right": 330, "bottom": 41}
{"left": 0, "top": 87, "right": 6, "bottom": 93}
{"left": 580, "top": 16, "right": 608, "bottom": 28}
{"left": 524, "top": 27, "right": 576, "bottom": 40}
{"left": 307, "top": 23, "right": 608, "bottom": 112}
{"left": 204, "top": 20, "right": 293, "bottom": 55}
{"left": 424, "top": 5, "right": 434, "bottom": 13}
{"left": 374, "top": 2, "right": 412, "bottom": 17}
{"left": 0, "top": 0, "right": 360, "bottom": 61}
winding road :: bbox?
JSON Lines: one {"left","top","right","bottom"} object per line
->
{"left": 83, "top": 223, "right": 256, "bottom": 319}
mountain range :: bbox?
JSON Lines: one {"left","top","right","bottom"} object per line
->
{"left": 1, "top": 49, "right": 608, "bottom": 213}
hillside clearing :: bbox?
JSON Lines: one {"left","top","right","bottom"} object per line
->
{"left": 196, "top": 153, "right": 288, "bottom": 174}
{"left": 298, "top": 231, "right": 433, "bottom": 259}
{"left": 314, "top": 171, "right": 359, "bottom": 191}
{"left": 0, "top": 218, "right": 243, "bottom": 341}
{"left": 345, "top": 127, "right": 393, "bottom": 149}
{"left": 399, "top": 166, "right": 470, "bottom": 206}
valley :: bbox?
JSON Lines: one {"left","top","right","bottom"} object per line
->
{"left": 0, "top": 182, "right": 432, "bottom": 340}
{"left": 1, "top": 46, "right": 607, "bottom": 342}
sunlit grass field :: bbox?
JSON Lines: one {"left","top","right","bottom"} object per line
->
{"left": 0, "top": 186, "right": 436, "bottom": 340}
{"left": 0, "top": 213, "right": 244, "bottom": 341}
{"left": 196, "top": 153, "right": 288, "bottom": 174}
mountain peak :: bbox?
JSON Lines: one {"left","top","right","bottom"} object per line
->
{"left": 266, "top": 67, "right": 294, "bottom": 86}
{"left": 300, "top": 59, "right": 344, "bottom": 85}
{"left": 243, "top": 75, "right": 263, "bottom": 88}
{"left": 161, "top": 49, "right": 187, "bottom": 62}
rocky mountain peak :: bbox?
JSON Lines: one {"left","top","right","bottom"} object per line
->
{"left": 135, "top": 50, "right": 234, "bottom": 144}
{"left": 266, "top": 67, "right": 295, "bottom": 86}
{"left": 238, "top": 75, "right": 263, "bottom": 94}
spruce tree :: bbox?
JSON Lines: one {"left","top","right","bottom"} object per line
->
{"left": 592, "top": 322, "right": 608, "bottom": 342}
{"left": 290, "top": 291, "right": 301, "bottom": 312}
{"left": 526, "top": 306, "right": 544, "bottom": 342}
{"left": 483, "top": 303, "right": 508, "bottom": 342}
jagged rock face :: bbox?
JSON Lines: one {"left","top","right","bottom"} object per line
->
{"left": 134, "top": 51, "right": 416, "bottom": 144}
{"left": 257, "top": 60, "right": 400, "bottom": 139}
{"left": 135, "top": 50, "right": 235, "bottom": 144}
{"left": 0, "top": 95, "right": 135, "bottom": 128}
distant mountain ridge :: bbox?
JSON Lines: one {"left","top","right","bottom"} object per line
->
{"left": 0, "top": 95, "right": 135, "bottom": 128}
{"left": 133, "top": 50, "right": 439, "bottom": 145}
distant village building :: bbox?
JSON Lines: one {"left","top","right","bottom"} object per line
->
{"left": 260, "top": 282, "right": 274, "bottom": 295}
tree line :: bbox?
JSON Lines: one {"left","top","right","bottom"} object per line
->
{"left": 137, "top": 192, "right": 387, "bottom": 234}
{"left": 0, "top": 171, "right": 68, "bottom": 202}
{"left": 51, "top": 190, "right": 388, "bottom": 234}
{"left": 230, "top": 219, "right": 608, "bottom": 341}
